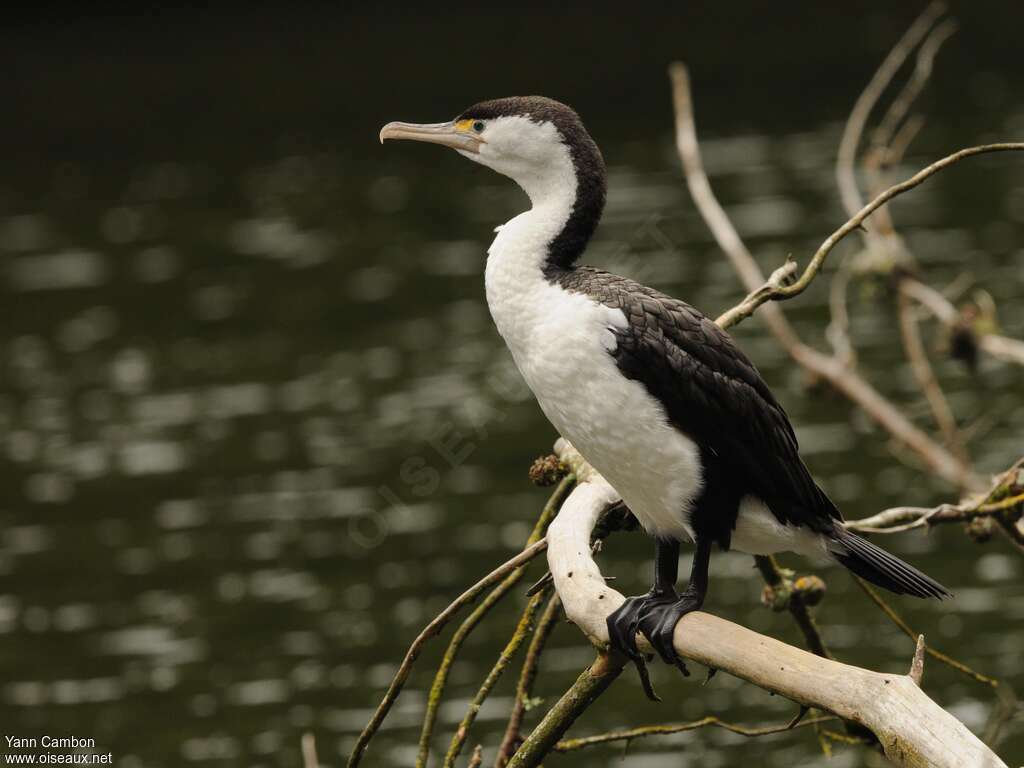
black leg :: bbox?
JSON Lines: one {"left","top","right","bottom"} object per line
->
{"left": 653, "top": 537, "right": 680, "bottom": 593}
{"left": 606, "top": 538, "right": 680, "bottom": 660}
{"left": 637, "top": 536, "right": 712, "bottom": 675}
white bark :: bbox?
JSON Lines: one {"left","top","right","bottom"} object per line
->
{"left": 547, "top": 438, "right": 1007, "bottom": 768}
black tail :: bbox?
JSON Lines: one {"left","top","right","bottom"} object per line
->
{"left": 830, "top": 526, "right": 951, "bottom": 599}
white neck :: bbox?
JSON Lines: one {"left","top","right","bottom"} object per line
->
{"left": 483, "top": 151, "right": 577, "bottom": 354}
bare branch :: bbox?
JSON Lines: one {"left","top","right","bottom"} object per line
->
{"left": 506, "top": 653, "right": 625, "bottom": 768}
{"left": 845, "top": 458, "right": 1024, "bottom": 534}
{"left": 981, "top": 334, "right": 1024, "bottom": 366}
{"left": 896, "top": 280, "right": 966, "bottom": 457}
{"left": 494, "top": 594, "right": 561, "bottom": 768}
{"left": 754, "top": 555, "right": 830, "bottom": 658}
{"left": 442, "top": 586, "right": 553, "bottom": 767}
{"left": 543, "top": 440, "right": 1007, "bottom": 768}
{"left": 871, "top": 18, "right": 959, "bottom": 167}
{"left": 716, "top": 142, "right": 1024, "bottom": 331}
{"left": 667, "top": 62, "right": 799, "bottom": 349}
{"left": 668, "top": 59, "right": 979, "bottom": 490}
{"left": 349, "top": 476, "right": 574, "bottom": 768}
{"left": 902, "top": 276, "right": 1024, "bottom": 367}
{"left": 836, "top": 1, "right": 947, "bottom": 217}
{"left": 909, "top": 635, "right": 926, "bottom": 687}
{"left": 854, "top": 578, "right": 997, "bottom": 687}
{"left": 301, "top": 733, "right": 319, "bottom": 768}
{"left": 414, "top": 476, "right": 575, "bottom": 767}
{"left": 826, "top": 256, "right": 857, "bottom": 367}
{"left": 552, "top": 714, "right": 838, "bottom": 752}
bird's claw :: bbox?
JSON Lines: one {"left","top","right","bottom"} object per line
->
{"left": 787, "top": 704, "right": 810, "bottom": 729}
{"left": 607, "top": 591, "right": 672, "bottom": 660}
{"left": 631, "top": 656, "right": 661, "bottom": 702}
{"left": 606, "top": 594, "right": 650, "bottom": 661}
{"left": 608, "top": 591, "right": 702, "bottom": 682}
{"left": 635, "top": 594, "right": 702, "bottom": 677}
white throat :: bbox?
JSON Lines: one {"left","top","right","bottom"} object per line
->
{"left": 482, "top": 130, "right": 578, "bottom": 356}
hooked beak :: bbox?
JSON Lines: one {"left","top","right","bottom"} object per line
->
{"left": 378, "top": 120, "right": 483, "bottom": 154}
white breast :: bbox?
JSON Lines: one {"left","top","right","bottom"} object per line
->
{"left": 484, "top": 210, "right": 703, "bottom": 541}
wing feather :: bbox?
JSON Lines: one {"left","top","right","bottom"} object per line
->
{"left": 559, "top": 267, "right": 841, "bottom": 530}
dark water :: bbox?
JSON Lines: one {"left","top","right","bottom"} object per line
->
{"left": 2, "top": 5, "right": 1023, "bottom": 767}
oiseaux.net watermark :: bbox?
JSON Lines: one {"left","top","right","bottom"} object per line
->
{"left": 3, "top": 737, "right": 112, "bottom": 765}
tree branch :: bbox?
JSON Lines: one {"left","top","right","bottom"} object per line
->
{"left": 754, "top": 555, "right": 830, "bottom": 658}
{"left": 896, "top": 279, "right": 966, "bottom": 458}
{"left": 494, "top": 594, "right": 561, "bottom": 768}
{"left": 715, "top": 142, "right": 1024, "bottom": 331}
{"left": 349, "top": 476, "right": 574, "bottom": 768}
{"left": 901, "top": 276, "right": 1024, "bottom": 368}
{"left": 668, "top": 61, "right": 983, "bottom": 491}
{"left": 544, "top": 439, "right": 1008, "bottom": 768}
{"left": 845, "top": 458, "right": 1023, "bottom": 534}
{"left": 854, "top": 577, "right": 997, "bottom": 687}
{"left": 836, "top": 1, "right": 947, "bottom": 218}
{"left": 442, "top": 586, "right": 553, "bottom": 767}
{"left": 553, "top": 714, "right": 838, "bottom": 752}
{"left": 505, "top": 653, "right": 625, "bottom": 768}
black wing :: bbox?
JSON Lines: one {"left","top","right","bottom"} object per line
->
{"left": 558, "top": 267, "right": 841, "bottom": 532}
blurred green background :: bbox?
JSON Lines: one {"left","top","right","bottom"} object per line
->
{"left": 1, "top": 3, "right": 1022, "bottom": 766}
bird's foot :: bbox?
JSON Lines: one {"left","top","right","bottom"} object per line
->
{"left": 634, "top": 592, "right": 704, "bottom": 677}
{"left": 607, "top": 588, "right": 678, "bottom": 661}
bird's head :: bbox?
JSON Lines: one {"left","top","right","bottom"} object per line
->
{"left": 381, "top": 97, "right": 606, "bottom": 267}
{"left": 379, "top": 96, "right": 605, "bottom": 210}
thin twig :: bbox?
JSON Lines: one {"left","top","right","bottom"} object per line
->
{"left": 754, "top": 555, "right": 830, "bottom": 659}
{"left": 552, "top": 714, "right": 837, "bottom": 752}
{"left": 836, "top": 1, "right": 947, "bottom": 217}
{"left": 301, "top": 733, "right": 318, "bottom": 768}
{"left": 848, "top": 493, "right": 1024, "bottom": 535}
{"left": 715, "top": 142, "right": 1024, "bottom": 331}
{"left": 993, "top": 514, "right": 1024, "bottom": 554}
{"left": 415, "top": 476, "right": 575, "bottom": 767}
{"left": 506, "top": 654, "right": 626, "bottom": 768}
{"left": 443, "top": 586, "right": 553, "bottom": 767}
{"left": 903, "top": 276, "right": 1024, "bottom": 367}
{"left": 853, "top": 577, "right": 998, "bottom": 686}
{"left": 419, "top": 571, "right": 536, "bottom": 766}
{"left": 669, "top": 60, "right": 984, "bottom": 492}
{"left": 909, "top": 635, "right": 926, "bottom": 687}
{"left": 826, "top": 254, "right": 857, "bottom": 368}
{"left": 667, "top": 62, "right": 800, "bottom": 349}
{"left": 845, "top": 458, "right": 1024, "bottom": 534}
{"left": 350, "top": 476, "right": 575, "bottom": 768}
{"left": 871, "top": 19, "right": 958, "bottom": 165}
{"left": 494, "top": 594, "right": 562, "bottom": 768}
{"left": 896, "top": 280, "right": 966, "bottom": 459}
{"left": 862, "top": 17, "right": 958, "bottom": 241}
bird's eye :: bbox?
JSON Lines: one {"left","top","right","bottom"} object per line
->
{"left": 472, "top": 121, "right": 485, "bottom": 133}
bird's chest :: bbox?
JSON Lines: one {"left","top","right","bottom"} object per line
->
{"left": 485, "top": 233, "right": 625, "bottom": 443}
{"left": 484, "top": 232, "right": 703, "bottom": 539}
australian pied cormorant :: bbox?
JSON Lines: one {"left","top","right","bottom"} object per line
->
{"left": 380, "top": 97, "right": 950, "bottom": 670}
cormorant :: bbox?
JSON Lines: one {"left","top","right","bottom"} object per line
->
{"left": 379, "top": 96, "right": 949, "bottom": 669}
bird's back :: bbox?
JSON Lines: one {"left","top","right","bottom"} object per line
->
{"left": 555, "top": 265, "right": 843, "bottom": 539}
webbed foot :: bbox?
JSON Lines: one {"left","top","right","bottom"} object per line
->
{"left": 606, "top": 588, "right": 678, "bottom": 661}
{"left": 635, "top": 591, "right": 704, "bottom": 677}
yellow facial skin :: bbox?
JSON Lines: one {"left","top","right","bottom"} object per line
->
{"left": 379, "top": 119, "right": 484, "bottom": 154}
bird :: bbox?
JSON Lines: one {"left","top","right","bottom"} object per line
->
{"left": 379, "top": 96, "right": 950, "bottom": 671}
